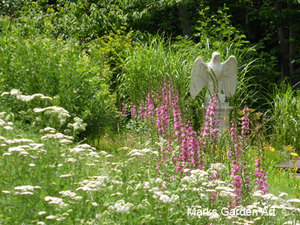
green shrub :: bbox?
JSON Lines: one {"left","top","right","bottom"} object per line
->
{"left": 0, "top": 18, "right": 116, "bottom": 137}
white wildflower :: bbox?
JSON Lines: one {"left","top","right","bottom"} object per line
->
{"left": 60, "top": 139, "right": 73, "bottom": 144}
{"left": 111, "top": 192, "right": 123, "bottom": 197}
{"left": 46, "top": 215, "right": 56, "bottom": 220}
{"left": 210, "top": 163, "right": 226, "bottom": 171}
{"left": 110, "top": 200, "right": 134, "bottom": 214}
{"left": 92, "top": 202, "right": 98, "bottom": 207}
{"left": 29, "top": 164, "right": 36, "bottom": 167}
{"left": 261, "top": 193, "right": 275, "bottom": 200}
{"left": 0, "top": 112, "right": 6, "bottom": 118}
{"left": 66, "top": 158, "right": 77, "bottom": 163}
{"left": 253, "top": 190, "right": 263, "bottom": 197}
{"left": 14, "top": 185, "right": 41, "bottom": 192}
{"left": 209, "top": 213, "right": 220, "bottom": 220}
{"left": 287, "top": 199, "right": 300, "bottom": 203}
{"left": 159, "top": 194, "right": 179, "bottom": 204}
{"left": 41, "top": 133, "right": 73, "bottom": 141}
{"left": 44, "top": 196, "right": 65, "bottom": 205}
{"left": 144, "top": 182, "right": 150, "bottom": 189}
{"left": 3, "top": 126, "right": 13, "bottom": 130}
{"left": 37, "top": 222, "right": 46, "bottom": 225}
{"left": 38, "top": 211, "right": 46, "bottom": 215}
{"left": 2, "top": 190, "right": 10, "bottom": 194}
{"left": 76, "top": 176, "right": 109, "bottom": 192}
{"left": 3, "top": 152, "right": 12, "bottom": 156}
{"left": 40, "top": 127, "right": 56, "bottom": 134}
{"left": 88, "top": 152, "right": 100, "bottom": 158}
{"left": 67, "top": 117, "right": 86, "bottom": 131}
{"left": 74, "top": 196, "right": 82, "bottom": 200}
{"left": 182, "top": 175, "right": 197, "bottom": 184}
{"left": 6, "top": 138, "right": 34, "bottom": 144}
{"left": 9, "top": 89, "right": 22, "bottom": 96}
{"left": 99, "top": 151, "right": 108, "bottom": 156}
{"left": 191, "top": 169, "right": 209, "bottom": 177}
{"left": 59, "top": 190, "right": 78, "bottom": 199}
{"left": 59, "top": 174, "right": 73, "bottom": 178}
{"left": 279, "top": 192, "right": 288, "bottom": 198}
{"left": 0, "top": 119, "right": 6, "bottom": 126}
{"left": 16, "top": 191, "right": 34, "bottom": 195}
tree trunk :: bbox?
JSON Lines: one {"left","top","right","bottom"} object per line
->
{"left": 177, "top": 5, "right": 193, "bottom": 38}
{"left": 288, "top": 2, "right": 296, "bottom": 84}
{"left": 275, "top": 1, "right": 290, "bottom": 80}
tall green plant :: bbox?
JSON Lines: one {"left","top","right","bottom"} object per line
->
{"left": 269, "top": 83, "right": 300, "bottom": 153}
{"left": 0, "top": 18, "right": 116, "bottom": 137}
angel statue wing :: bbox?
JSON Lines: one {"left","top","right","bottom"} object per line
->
{"left": 190, "top": 57, "right": 209, "bottom": 98}
{"left": 219, "top": 56, "right": 238, "bottom": 97}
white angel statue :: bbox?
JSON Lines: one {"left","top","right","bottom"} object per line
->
{"left": 190, "top": 52, "right": 237, "bottom": 103}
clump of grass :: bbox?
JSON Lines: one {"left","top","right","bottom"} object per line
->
{"left": 269, "top": 83, "right": 300, "bottom": 153}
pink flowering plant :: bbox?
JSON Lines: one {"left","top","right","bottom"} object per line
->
{"left": 122, "top": 79, "right": 274, "bottom": 207}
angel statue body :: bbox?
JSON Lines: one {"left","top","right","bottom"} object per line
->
{"left": 190, "top": 52, "right": 238, "bottom": 103}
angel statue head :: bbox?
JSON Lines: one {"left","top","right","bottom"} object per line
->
{"left": 190, "top": 52, "right": 238, "bottom": 103}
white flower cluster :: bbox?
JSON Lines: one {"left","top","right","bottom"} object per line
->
{"left": 44, "top": 196, "right": 67, "bottom": 207}
{"left": 76, "top": 176, "right": 109, "bottom": 192}
{"left": 1, "top": 89, "right": 53, "bottom": 102}
{"left": 0, "top": 117, "right": 13, "bottom": 130}
{"left": 33, "top": 106, "right": 70, "bottom": 125}
{"left": 153, "top": 191, "right": 179, "bottom": 204}
{"left": 68, "top": 117, "right": 87, "bottom": 132}
{"left": 14, "top": 185, "right": 41, "bottom": 195}
{"left": 127, "top": 148, "right": 159, "bottom": 157}
{"left": 41, "top": 132, "right": 73, "bottom": 143}
{"left": 2, "top": 137, "right": 46, "bottom": 156}
{"left": 59, "top": 190, "right": 82, "bottom": 200}
{"left": 60, "top": 144, "right": 100, "bottom": 165}
{"left": 210, "top": 163, "right": 226, "bottom": 171}
{"left": 39, "top": 127, "right": 56, "bottom": 134}
{"left": 182, "top": 169, "right": 209, "bottom": 185}
{"left": 0, "top": 137, "right": 34, "bottom": 145}
{"left": 252, "top": 190, "right": 300, "bottom": 213}
{"left": 108, "top": 199, "right": 134, "bottom": 214}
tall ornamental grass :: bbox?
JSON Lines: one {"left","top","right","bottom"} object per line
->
{"left": 120, "top": 34, "right": 258, "bottom": 128}
{"left": 270, "top": 84, "right": 300, "bottom": 153}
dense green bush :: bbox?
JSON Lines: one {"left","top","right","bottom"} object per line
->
{"left": 0, "top": 17, "right": 116, "bottom": 137}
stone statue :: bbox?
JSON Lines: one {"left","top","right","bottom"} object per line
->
{"left": 190, "top": 52, "right": 238, "bottom": 131}
{"left": 190, "top": 52, "right": 237, "bottom": 103}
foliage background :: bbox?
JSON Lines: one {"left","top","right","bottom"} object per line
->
{"left": 0, "top": 0, "right": 299, "bottom": 150}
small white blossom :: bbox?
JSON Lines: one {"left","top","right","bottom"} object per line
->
{"left": 287, "top": 199, "right": 300, "bottom": 203}
{"left": 92, "top": 202, "right": 98, "bottom": 207}
{"left": 66, "top": 158, "right": 77, "bottom": 163}
{"left": 60, "top": 174, "right": 73, "bottom": 178}
{"left": 46, "top": 215, "right": 56, "bottom": 220}
{"left": 44, "top": 196, "right": 65, "bottom": 205}
{"left": 110, "top": 200, "right": 134, "bottom": 214}
{"left": 209, "top": 213, "right": 220, "bottom": 220}
{"left": 37, "top": 222, "right": 46, "bottom": 225}
{"left": 38, "top": 211, "right": 46, "bottom": 215}
{"left": 279, "top": 192, "right": 288, "bottom": 198}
